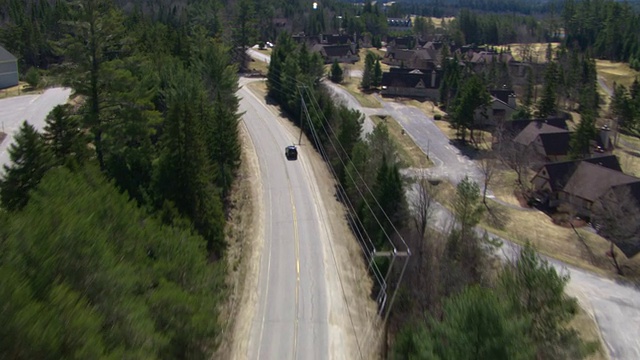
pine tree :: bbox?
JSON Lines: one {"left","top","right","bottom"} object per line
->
{"left": 569, "top": 111, "right": 597, "bottom": 159}
{"left": 330, "top": 59, "right": 343, "bottom": 83}
{"left": 432, "top": 286, "right": 535, "bottom": 360}
{"left": 450, "top": 75, "right": 490, "bottom": 143}
{"left": 373, "top": 59, "right": 382, "bottom": 87}
{"left": 538, "top": 62, "right": 559, "bottom": 118}
{"left": 0, "top": 121, "right": 52, "bottom": 211}
{"left": 361, "top": 51, "right": 376, "bottom": 90}
{"left": 43, "top": 104, "right": 87, "bottom": 168}
{"left": 59, "top": 0, "right": 128, "bottom": 169}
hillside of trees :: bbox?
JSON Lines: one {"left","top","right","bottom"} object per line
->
{"left": 0, "top": 0, "right": 242, "bottom": 357}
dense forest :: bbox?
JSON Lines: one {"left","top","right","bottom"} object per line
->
{"left": 0, "top": 0, "right": 243, "bottom": 357}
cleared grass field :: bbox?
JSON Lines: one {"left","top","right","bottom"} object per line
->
{"left": 504, "top": 42, "right": 561, "bottom": 63}
{"left": 595, "top": 60, "right": 640, "bottom": 90}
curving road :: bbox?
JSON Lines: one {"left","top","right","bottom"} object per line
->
{"left": 0, "top": 87, "right": 72, "bottom": 172}
{"left": 239, "top": 78, "right": 330, "bottom": 360}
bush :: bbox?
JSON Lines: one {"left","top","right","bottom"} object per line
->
{"left": 434, "top": 114, "right": 442, "bottom": 120}
{"left": 25, "top": 67, "right": 40, "bottom": 88}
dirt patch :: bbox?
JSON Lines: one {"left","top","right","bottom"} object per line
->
{"left": 0, "top": 132, "right": 6, "bottom": 145}
{"left": 371, "top": 115, "right": 432, "bottom": 168}
{"left": 217, "top": 122, "right": 264, "bottom": 359}
{"left": 247, "top": 58, "right": 269, "bottom": 76}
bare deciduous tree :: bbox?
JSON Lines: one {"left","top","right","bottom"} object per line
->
{"left": 592, "top": 186, "right": 640, "bottom": 275}
{"left": 496, "top": 139, "right": 531, "bottom": 191}
{"left": 411, "top": 170, "right": 437, "bottom": 239}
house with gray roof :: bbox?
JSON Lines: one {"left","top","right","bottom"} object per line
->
{"left": 0, "top": 45, "right": 18, "bottom": 89}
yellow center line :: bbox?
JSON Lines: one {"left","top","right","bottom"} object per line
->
{"left": 289, "top": 185, "right": 301, "bottom": 359}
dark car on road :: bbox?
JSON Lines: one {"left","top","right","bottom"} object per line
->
{"left": 285, "top": 145, "right": 298, "bottom": 160}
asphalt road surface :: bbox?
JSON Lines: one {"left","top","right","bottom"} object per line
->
{"left": 0, "top": 88, "right": 72, "bottom": 171}
{"left": 239, "top": 79, "right": 330, "bottom": 360}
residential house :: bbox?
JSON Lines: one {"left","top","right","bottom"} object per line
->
{"left": 380, "top": 68, "right": 441, "bottom": 99}
{"left": 382, "top": 48, "right": 439, "bottom": 70}
{"left": 502, "top": 117, "right": 569, "bottom": 137}
{"left": 386, "top": 36, "right": 415, "bottom": 50}
{"left": 319, "top": 33, "right": 353, "bottom": 45}
{"left": 311, "top": 44, "right": 359, "bottom": 64}
{"left": 512, "top": 121, "right": 572, "bottom": 163}
{"left": 0, "top": 45, "right": 18, "bottom": 89}
{"left": 530, "top": 155, "right": 640, "bottom": 217}
{"left": 474, "top": 89, "right": 517, "bottom": 128}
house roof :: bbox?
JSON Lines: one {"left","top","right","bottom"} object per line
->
{"left": 469, "top": 51, "right": 514, "bottom": 64}
{"left": 538, "top": 155, "right": 624, "bottom": 192}
{"left": 387, "top": 49, "right": 415, "bottom": 62}
{"left": 490, "top": 88, "right": 515, "bottom": 104}
{"left": 538, "top": 132, "right": 572, "bottom": 156}
{"left": 506, "top": 118, "right": 569, "bottom": 134}
{"left": 514, "top": 122, "right": 569, "bottom": 146}
{"left": 563, "top": 162, "right": 639, "bottom": 202}
{"left": 322, "top": 34, "right": 351, "bottom": 45}
{"left": 0, "top": 45, "right": 17, "bottom": 62}
{"left": 324, "top": 45, "right": 353, "bottom": 57}
{"left": 381, "top": 70, "right": 441, "bottom": 89}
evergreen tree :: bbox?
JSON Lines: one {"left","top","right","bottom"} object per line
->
{"left": 569, "top": 111, "right": 597, "bottom": 159}
{"left": 538, "top": 62, "right": 559, "bottom": 118}
{"left": 449, "top": 176, "right": 485, "bottom": 256}
{"left": 0, "top": 121, "right": 52, "bottom": 211}
{"left": 154, "top": 68, "right": 225, "bottom": 254}
{"left": 373, "top": 59, "right": 382, "bottom": 87}
{"left": 59, "top": 0, "right": 128, "bottom": 169}
{"left": 361, "top": 51, "right": 376, "bottom": 90}
{"left": 450, "top": 75, "right": 490, "bottom": 143}
{"left": 330, "top": 59, "right": 344, "bottom": 83}
{"left": 43, "top": 104, "right": 87, "bottom": 168}
{"left": 500, "top": 244, "right": 590, "bottom": 359}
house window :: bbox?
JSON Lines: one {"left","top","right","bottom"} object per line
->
{"left": 493, "top": 109, "right": 506, "bottom": 118}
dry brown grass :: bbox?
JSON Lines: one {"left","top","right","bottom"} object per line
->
{"left": 247, "top": 58, "right": 269, "bottom": 75}
{"left": 567, "top": 306, "right": 608, "bottom": 360}
{"left": 504, "top": 42, "right": 561, "bottom": 63}
{"left": 614, "top": 148, "right": 640, "bottom": 177}
{"left": 481, "top": 199, "right": 640, "bottom": 281}
{"left": 595, "top": 60, "right": 640, "bottom": 90}
{"left": 246, "top": 80, "right": 268, "bottom": 97}
{"left": 340, "top": 78, "right": 383, "bottom": 108}
{"left": 371, "top": 115, "right": 432, "bottom": 168}
{"left": 410, "top": 16, "right": 455, "bottom": 28}
{"left": 490, "top": 168, "right": 523, "bottom": 207}
{"left": 0, "top": 82, "right": 43, "bottom": 99}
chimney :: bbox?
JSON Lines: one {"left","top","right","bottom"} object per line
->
{"left": 508, "top": 93, "right": 516, "bottom": 108}
{"left": 431, "top": 70, "right": 436, "bottom": 88}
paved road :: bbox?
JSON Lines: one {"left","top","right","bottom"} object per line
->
{"left": 239, "top": 79, "right": 330, "bottom": 360}
{"left": 0, "top": 88, "right": 72, "bottom": 171}
{"left": 598, "top": 76, "right": 614, "bottom": 98}
{"left": 247, "top": 49, "right": 271, "bottom": 64}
